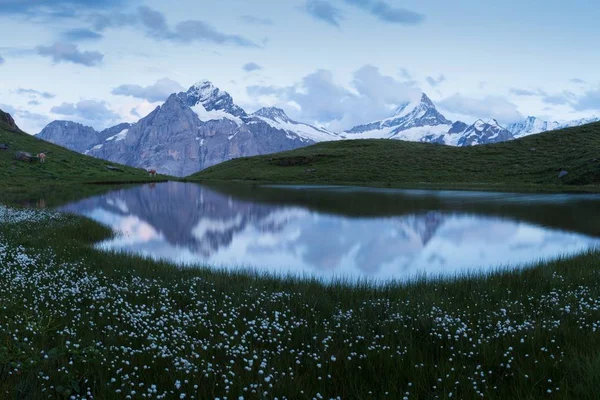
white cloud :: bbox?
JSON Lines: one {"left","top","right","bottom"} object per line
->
{"left": 438, "top": 94, "right": 523, "bottom": 124}
{"left": 247, "top": 65, "right": 420, "bottom": 130}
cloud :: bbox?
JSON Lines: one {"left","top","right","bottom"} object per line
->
{"left": 509, "top": 88, "right": 546, "bottom": 97}
{"left": 572, "top": 88, "right": 600, "bottom": 111}
{"left": 36, "top": 42, "right": 103, "bottom": 66}
{"left": 111, "top": 78, "right": 184, "bottom": 102}
{"left": 570, "top": 78, "right": 586, "bottom": 84}
{"left": 51, "top": 99, "right": 119, "bottom": 126}
{"left": 85, "top": 7, "right": 260, "bottom": 47}
{"left": 134, "top": 6, "right": 259, "bottom": 47}
{"left": 171, "top": 20, "right": 259, "bottom": 47}
{"left": 0, "top": 54, "right": 4, "bottom": 65}
{"left": 398, "top": 68, "right": 412, "bottom": 80}
{"left": 62, "top": 28, "right": 103, "bottom": 41}
{"left": 541, "top": 91, "right": 576, "bottom": 106}
{"left": 28, "top": 100, "right": 41, "bottom": 106}
{"left": 426, "top": 74, "right": 446, "bottom": 87}
{"left": 137, "top": 5, "right": 169, "bottom": 38}
{"left": 15, "top": 88, "right": 56, "bottom": 99}
{"left": 243, "top": 62, "right": 262, "bottom": 72}
{"left": 303, "top": 0, "right": 343, "bottom": 27}
{"left": 509, "top": 87, "right": 577, "bottom": 106}
{"left": 342, "top": 0, "right": 424, "bottom": 24}
{"left": 438, "top": 94, "right": 523, "bottom": 123}
{"left": 88, "top": 12, "right": 137, "bottom": 31}
{"left": 0, "top": 0, "right": 126, "bottom": 25}
{"left": 240, "top": 15, "right": 274, "bottom": 26}
{"left": 247, "top": 65, "right": 420, "bottom": 130}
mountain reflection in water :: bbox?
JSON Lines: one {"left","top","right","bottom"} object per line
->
{"left": 58, "top": 182, "right": 600, "bottom": 282}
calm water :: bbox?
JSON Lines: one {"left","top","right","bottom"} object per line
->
{"left": 57, "top": 182, "right": 600, "bottom": 282}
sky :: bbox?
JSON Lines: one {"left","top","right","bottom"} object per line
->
{"left": 0, "top": 0, "right": 599, "bottom": 133}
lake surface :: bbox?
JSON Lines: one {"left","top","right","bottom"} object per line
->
{"left": 58, "top": 182, "right": 600, "bottom": 282}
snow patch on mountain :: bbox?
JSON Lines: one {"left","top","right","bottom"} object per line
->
{"left": 181, "top": 80, "right": 247, "bottom": 118}
{"left": 251, "top": 107, "right": 341, "bottom": 142}
{"left": 345, "top": 93, "right": 452, "bottom": 142}
{"left": 457, "top": 119, "right": 514, "bottom": 146}
{"left": 508, "top": 116, "right": 600, "bottom": 138}
{"left": 105, "top": 128, "right": 129, "bottom": 142}
{"left": 191, "top": 103, "right": 244, "bottom": 125}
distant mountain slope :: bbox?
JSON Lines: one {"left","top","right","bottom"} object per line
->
{"left": 0, "top": 109, "right": 156, "bottom": 194}
{"left": 250, "top": 106, "right": 342, "bottom": 142}
{"left": 508, "top": 116, "right": 600, "bottom": 138}
{"left": 86, "top": 82, "right": 325, "bottom": 176}
{"left": 38, "top": 121, "right": 133, "bottom": 153}
{"left": 456, "top": 119, "right": 514, "bottom": 146}
{"left": 192, "top": 122, "right": 600, "bottom": 188}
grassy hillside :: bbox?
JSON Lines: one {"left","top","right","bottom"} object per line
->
{"left": 0, "top": 118, "right": 166, "bottom": 203}
{"left": 191, "top": 122, "right": 600, "bottom": 190}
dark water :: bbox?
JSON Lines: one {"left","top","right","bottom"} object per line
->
{"left": 57, "top": 182, "right": 600, "bottom": 282}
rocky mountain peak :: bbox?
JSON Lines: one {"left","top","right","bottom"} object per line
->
{"left": 179, "top": 81, "right": 247, "bottom": 118}
{"left": 37, "top": 120, "right": 102, "bottom": 153}
{"left": 392, "top": 93, "right": 435, "bottom": 117}
{"left": 252, "top": 107, "right": 291, "bottom": 123}
{"left": 457, "top": 119, "right": 514, "bottom": 146}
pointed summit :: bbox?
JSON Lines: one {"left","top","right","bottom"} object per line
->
{"left": 252, "top": 107, "right": 291, "bottom": 123}
{"left": 347, "top": 92, "right": 451, "bottom": 138}
{"left": 179, "top": 81, "right": 247, "bottom": 118}
{"left": 392, "top": 93, "right": 436, "bottom": 117}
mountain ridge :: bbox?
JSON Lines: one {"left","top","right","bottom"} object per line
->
{"left": 34, "top": 80, "right": 600, "bottom": 176}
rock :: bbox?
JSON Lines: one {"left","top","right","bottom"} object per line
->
{"left": 37, "top": 121, "right": 132, "bottom": 153}
{"left": 529, "top": 147, "right": 536, "bottom": 151}
{"left": 105, "top": 165, "right": 124, "bottom": 172}
{"left": 0, "top": 109, "right": 20, "bottom": 131}
{"left": 0, "top": 143, "right": 8, "bottom": 150}
{"left": 88, "top": 92, "right": 311, "bottom": 177}
{"left": 15, "top": 151, "right": 33, "bottom": 162}
{"left": 558, "top": 170, "right": 569, "bottom": 179}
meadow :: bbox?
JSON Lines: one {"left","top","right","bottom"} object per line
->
{"left": 191, "top": 122, "right": 600, "bottom": 191}
{"left": 2, "top": 205, "right": 600, "bottom": 399}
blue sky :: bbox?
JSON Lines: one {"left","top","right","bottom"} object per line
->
{"left": 0, "top": 0, "right": 599, "bottom": 133}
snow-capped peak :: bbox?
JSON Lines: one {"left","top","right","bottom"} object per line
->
{"left": 473, "top": 119, "right": 487, "bottom": 131}
{"left": 252, "top": 107, "right": 292, "bottom": 123}
{"left": 179, "top": 81, "right": 247, "bottom": 119}
{"left": 507, "top": 116, "right": 561, "bottom": 138}
{"left": 488, "top": 119, "right": 502, "bottom": 128}
{"left": 189, "top": 80, "right": 220, "bottom": 101}
{"left": 393, "top": 93, "right": 436, "bottom": 117}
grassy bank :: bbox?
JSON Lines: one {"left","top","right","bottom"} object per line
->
{"left": 2, "top": 205, "right": 600, "bottom": 399}
{"left": 191, "top": 123, "right": 600, "bottom": 191}
{"left": 0, "top": 123, "right": 168, "bottom": 202}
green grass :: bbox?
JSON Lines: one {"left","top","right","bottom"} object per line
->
{"left": 2, "top": 206, "right": 600, "bottom": 399}
{"left": 190, "top": 122, "right": 600, "bottom": 191}
{"left": 0, "top": 124, "right": 168, "bottom": 202}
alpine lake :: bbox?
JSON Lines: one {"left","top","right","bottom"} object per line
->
{"left": 30, "top": 181, "right": 600, "bottom": 283}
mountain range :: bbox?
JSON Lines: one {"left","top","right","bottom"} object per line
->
{"left": 37, "top": 80, "right": 599, "bottom": 176}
